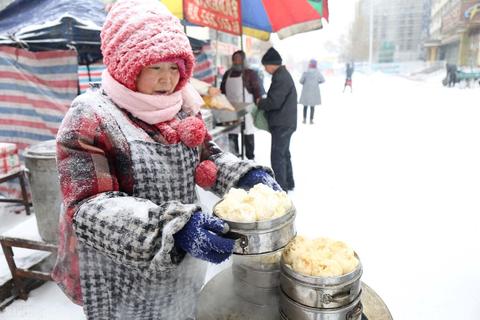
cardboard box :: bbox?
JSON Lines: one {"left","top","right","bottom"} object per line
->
{"left": 0, "top": 143, "right": 20, "bottom": 175}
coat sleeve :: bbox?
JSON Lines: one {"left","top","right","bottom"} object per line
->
{"left": 220, "top": 70, "right": 229, "bottom": 94}
{"left": 57, "top": 100, "right": 198, "bottom": 272}
{"left": 258, "top": 73, "right": 293, "bottom": 112}
{"left": 73, "top": 193, "right": 198, "bottom": 272}
{"left": 300, "top": 72, "right": 306, "bottom": 84}
{"left": 245, "top": 69, "right": 264, "bottom": 101}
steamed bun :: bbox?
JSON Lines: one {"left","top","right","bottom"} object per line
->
{"left": 214, "top": 184, "right": 292, "bottom": 222}
{"left": 283, "top": 236, "right": 359, "bottom": 277}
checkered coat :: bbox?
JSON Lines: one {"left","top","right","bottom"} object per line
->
{"left": 52, "top": 87, "right": 267, "bottom": 319}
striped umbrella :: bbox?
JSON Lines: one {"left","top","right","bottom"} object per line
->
{"left": 241, "top": 0, "right": 329, "bottom": 40}
{"left": 161, "top": 0, "right": 329, "bottom": 40}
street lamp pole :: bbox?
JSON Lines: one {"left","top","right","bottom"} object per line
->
{"left": 369, "top": 0, "right": 374, "bottom": 69}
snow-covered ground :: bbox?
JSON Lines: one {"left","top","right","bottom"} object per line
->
{"left": 1, "top": 72, "right": 480, "bottom": 319}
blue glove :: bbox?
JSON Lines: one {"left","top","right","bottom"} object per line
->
{"left": 174, "top": 211, "right": 234, "bottom": 264}
{"left": 237, "top": 169, "right": 282, "bottom": 191}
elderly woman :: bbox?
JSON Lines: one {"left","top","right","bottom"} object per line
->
{"left": 299, "top": 59, "right": 325, "bottom": 124}
{"left": 51, "top": 1, "right": 280, "bottom": 319}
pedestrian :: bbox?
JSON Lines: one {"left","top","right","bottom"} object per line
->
{"left": 220, "top": 50, "right": 265, "bottom": 159}
{"left": 343, "top": 62, "right": 354, "bottom": 93}
{"left": 299, "top": 59, "right": 325, "bottom": 124}
{"left": 258, "top": 47, "right": 297, "bottom": 191}
{"left": 448, "top": 63, "right": 458, "bottom": 87}
{"left": 51, "top": 1, "right": 281, "bottom": 319}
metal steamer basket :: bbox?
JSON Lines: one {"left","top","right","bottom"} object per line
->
{"left": 280, "top": 255, "right": 363, "bottom": 309}
{"left": 280, "top": 289, "right": 363, "bottom": 320}
{"left": 215, "top": 205, "right": 296, "bottom": 255}
{"left": 231, "top": 250, "right": 283, "bottom": 305}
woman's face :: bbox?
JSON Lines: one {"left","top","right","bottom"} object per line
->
{"left": 136, "top": 62, "right": 180, "bottom": 95}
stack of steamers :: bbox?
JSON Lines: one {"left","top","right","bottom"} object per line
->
{"left": 214, "top": 188, "right": 364, "bottom": 320}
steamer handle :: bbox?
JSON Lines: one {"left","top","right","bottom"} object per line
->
{"left": 346, "top": 301, "right": 363, "bottom": 320}
{"left": 332, "top": 291, "right": 353, "bottom": 304}
{"left": 224, "top": 231, "right": 249, "bottom": 254}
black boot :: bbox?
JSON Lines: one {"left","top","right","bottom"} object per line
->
{"left": 244, "top": 134, "right": 255, "bottom": 160}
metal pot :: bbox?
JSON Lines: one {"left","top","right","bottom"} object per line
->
{"left": 215, "top": 206, "right": 296, "bottom": 255}
{"left": 24, "top": 140, "right": 61, "bottom": 243}
{"left": 231, "top": 249, "right": 282, "bottom": 305}
{"left": 280, "top": 255, "right": 362, "bottom": 309}
{"left": 233, "top": 275, "right": 279, "bottom": 306}
{"left": 280, "top": 289, "right": 363, "bottom": 320}
{"left": 232, "top": 249, "right": 283, "bottom": 271}
{"left": 232, "top": 250, "right": 282, "bottom": 288}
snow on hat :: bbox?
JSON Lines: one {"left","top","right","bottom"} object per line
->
{"left": 261, "top": 47, "right": 283, "bottom": 65}
{"left": 101, "top": 0, "right": 195, "bottom": 91}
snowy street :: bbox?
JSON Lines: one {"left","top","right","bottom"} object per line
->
{"left": 1, "top": 72, "right": 480, "bottom": 319}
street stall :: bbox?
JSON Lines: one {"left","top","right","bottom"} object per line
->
{"left": 0, "top": 1, "right": 393, "bottom": 319}
{"left": 162, "top": 0, "right": 331, "bottom": 158}
{"left": 161, "top": 1, "right": 389, "bottom": 319}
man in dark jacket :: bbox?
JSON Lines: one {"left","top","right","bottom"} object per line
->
{"left": 258, "top": 47, "right": 297, "bottom": 191}
{"left": 220, "top": 50, "right": 264, "bottom": 159}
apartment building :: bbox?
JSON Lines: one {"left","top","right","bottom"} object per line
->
{"left": 359, "top": 0, "right": 432, "bottom": 62}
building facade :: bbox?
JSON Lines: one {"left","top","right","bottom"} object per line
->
{"left": 358, "top": 0, "right": 432, "bottom": 63}
{"left": 426, "top": 0, "right": 480, "bottom": 66}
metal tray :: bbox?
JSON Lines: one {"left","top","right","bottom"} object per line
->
{"left": 211, "top": 102, "right": 254, "bottom": 124}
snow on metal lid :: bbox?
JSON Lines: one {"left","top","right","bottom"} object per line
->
{"left": 24, "top": 139, "right": 57, "bottom": 157}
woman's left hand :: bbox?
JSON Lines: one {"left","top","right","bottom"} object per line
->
{"left": 237, "top": 169, "right": 282, "bottom": 191}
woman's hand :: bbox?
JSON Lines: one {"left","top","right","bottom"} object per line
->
{"left": 237, "top": 168, "right": 282, "bottom": 191}
{"left": 173, "top": 211, "right": 234, "bottom": 263}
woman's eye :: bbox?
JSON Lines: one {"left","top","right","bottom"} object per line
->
{"left": 170, "top": 66, "right": 179, "bottom": 71}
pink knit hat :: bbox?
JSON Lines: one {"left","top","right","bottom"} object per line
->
{"left": 101, "top": 0, "right": 195, "bottom": 92}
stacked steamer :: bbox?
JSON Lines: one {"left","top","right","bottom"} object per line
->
{"left": 214, "top": 184, "right": 295, "bottom": 305}
{"left": 280, "top": 236, "right": 363, "bottom": 320}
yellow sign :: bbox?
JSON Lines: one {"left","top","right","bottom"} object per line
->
{"left": 160, "top": 0, "right": 184, "bottom": 19}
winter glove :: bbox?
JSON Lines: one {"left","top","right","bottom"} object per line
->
{"left": 236, "top": 168, "right": 282, "bottom": 191}
{"left": 173, "top": 211, "right": 234, "bottom": 264}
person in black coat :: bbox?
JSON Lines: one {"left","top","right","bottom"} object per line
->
{"left": 258, "top": 47, "right": 297, "bottom": 191}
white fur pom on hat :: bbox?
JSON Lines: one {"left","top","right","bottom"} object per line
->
{"left": 101, "top": 0, "right": 195, "bottom": 91}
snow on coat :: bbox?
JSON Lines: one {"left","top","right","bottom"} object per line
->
{"left": 52, "top": 86, "right": 272, "bottom": 319}
{"left": 299, "top": 68, "right": 325, "bottom": 106}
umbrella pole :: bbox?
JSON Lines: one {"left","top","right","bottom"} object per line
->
{"left": 215, "top": 30, "right": 220, "bottom": 87}
{"left": 240, "top": 32, "right": 246, "bottom": 160}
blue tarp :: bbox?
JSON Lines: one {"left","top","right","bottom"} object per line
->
{"left": 0, "top": 0, "right": 106, "bottom": 64}
{"left": 0, "top": 0, "right": 207, "bottom": 64}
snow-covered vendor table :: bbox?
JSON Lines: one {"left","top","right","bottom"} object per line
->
{"left": 0, "top": 216, "right": 56, "bottom": 306}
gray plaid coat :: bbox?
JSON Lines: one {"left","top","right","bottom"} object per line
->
{"left": 55, "top": 88, "right": 269, "bottom": 319}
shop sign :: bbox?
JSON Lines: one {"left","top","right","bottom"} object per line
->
{"left": 464, "top": 2, "right": 480, "bottom": 22}
{"left": 184, "top": 0, "right": 241, "bottom": 35}
{"left": 441, "top": 3, "right": 462, "bottom": 33}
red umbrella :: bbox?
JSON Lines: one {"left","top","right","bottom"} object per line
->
{"left": 164, "top": 0, "right": 329, "bottom": 40}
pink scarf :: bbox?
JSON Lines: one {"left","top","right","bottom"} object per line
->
{"left": 101, "top": 70, "right": 203, "bottom": 124}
